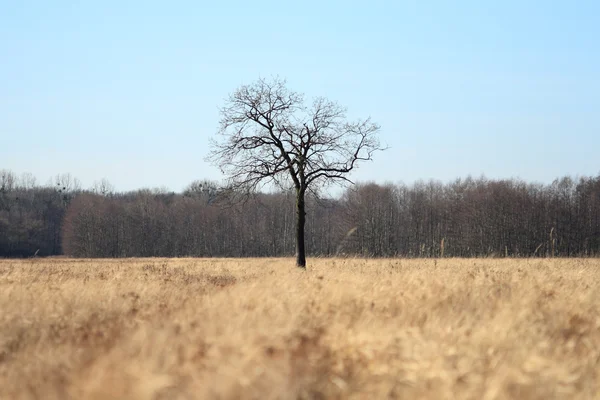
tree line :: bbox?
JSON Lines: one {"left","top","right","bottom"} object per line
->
{"left": 1, "top": 169, "right": 599, "bottom": 258}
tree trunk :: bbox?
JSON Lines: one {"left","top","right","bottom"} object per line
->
{"left": 296, "top": 188, "right": 306, "bottom": 268}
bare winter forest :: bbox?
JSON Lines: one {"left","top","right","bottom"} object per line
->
{"left": 1, "top": 169, "right": 599, "bottom": 259}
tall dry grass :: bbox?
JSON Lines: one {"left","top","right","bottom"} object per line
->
{"left": 1, "top": 257, "right": 599, "bottom": 399}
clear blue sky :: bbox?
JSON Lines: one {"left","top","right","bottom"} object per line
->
{"left": 1, "top": 1, "right": 598, "bottom": 192}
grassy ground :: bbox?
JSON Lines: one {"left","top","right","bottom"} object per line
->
{"left": 0, "top": 257, "right": 599, "bottom": 399}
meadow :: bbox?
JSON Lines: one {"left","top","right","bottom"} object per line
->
{"left": 1, "top": 257, "right": 599, "bottom": 399}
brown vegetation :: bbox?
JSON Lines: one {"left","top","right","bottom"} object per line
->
{"left": 1, "top": 258, "right": 600, "bottom": 399}
{"left": 3, "top": 167, "right": 600, "bottom": 259}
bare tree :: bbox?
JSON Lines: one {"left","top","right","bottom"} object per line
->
{"left": 92, "top": 178, "right": 115, "bottom": 196}
{"left": 183, "top": 179, "right": 221, "bottom": 204}
{"left": 17, "top": 172, "right": 37, "bottom": 190}
{"left": 51, "top": 173, "right": 82, "bottom": 193}
{"left": 0, "top": 170, "right": 16, "bottom": 193}
{"left": 208, "top": 77, "right": 384, "bottom": 267}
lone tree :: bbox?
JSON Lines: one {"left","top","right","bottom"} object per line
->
{"left": 208, "top": 77, "right": 384, "bottom": 268}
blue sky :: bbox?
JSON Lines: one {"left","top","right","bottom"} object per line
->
{"left": 1, "top": 1, "right": 598, "bottom": 192}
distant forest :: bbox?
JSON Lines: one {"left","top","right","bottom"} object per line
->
{"left": 1, "top": 169, "right": 599, "bottom": 258}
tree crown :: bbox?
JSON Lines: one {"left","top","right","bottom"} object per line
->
{"left": 208, "top": 77, "right": 384, "bottom": 194}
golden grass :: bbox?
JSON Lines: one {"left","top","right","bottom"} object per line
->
{"left": 1, "top": 257, "right": 599, "bottom": 399}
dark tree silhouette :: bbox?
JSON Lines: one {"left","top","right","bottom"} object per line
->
{"left": 208, "top": 77, "right": 384, "bottom": 267}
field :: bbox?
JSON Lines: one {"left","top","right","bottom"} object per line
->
{"left": 1, "top": 258, "right": 599, "bottom": 399}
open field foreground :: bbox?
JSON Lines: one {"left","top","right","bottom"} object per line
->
{"left": 1, "top": 258, "right": 600, "bottom": 399}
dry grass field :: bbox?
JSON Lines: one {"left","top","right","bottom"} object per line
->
{"left": 1, "top": 257, "right": 599, "bottom": 399}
